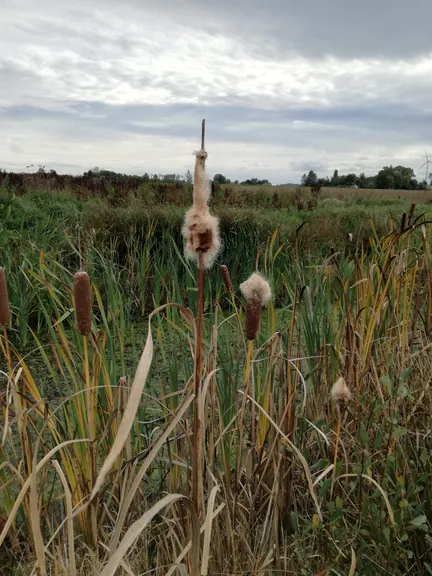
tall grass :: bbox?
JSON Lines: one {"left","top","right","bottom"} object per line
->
{"left": 0, "top": 181, "right": 432, "bottom": 574}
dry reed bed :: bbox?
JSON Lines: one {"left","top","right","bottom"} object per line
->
{"left": 0, "top": 148, "right": 432, "bottom": 575}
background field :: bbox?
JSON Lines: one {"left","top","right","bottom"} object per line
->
{"left": 1, "top": 178, "right": 432, "bottom": 575}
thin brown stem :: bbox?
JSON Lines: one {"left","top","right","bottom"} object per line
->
{"left": 201, "top": 119, "right": 206, "bottom": 151}
{"left": 192, "top": 251, "right": 205, "bottom": 516}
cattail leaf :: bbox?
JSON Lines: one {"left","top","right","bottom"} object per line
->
{"left": 0, "top": 439, "right": 90, "bottom": 548}
{"left": 165, "top": 503, "right": 225, "bottom": 576}
{"left": 243, "top": 392, "right": 322, "bottom": 520}
{"left": 201, "top": 485, "right": 219, "bottom": 576}
{"left": 91, "top": 303, "right": 193, "bottom": 501}
{"left": 0, "top": 267, "right": 10, "bottom": 327}
{"left": 52, "top": 461, "right": 77, "bottom": 576}
{"left": 101, "top": 494, "right": 186, "bottom": 576}
{"left": 349, "top": 548, "right": 357, "bottom": 576}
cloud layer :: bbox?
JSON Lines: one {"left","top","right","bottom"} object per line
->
{"left": 1, "top": 0, "right": 431, "bottom": 182}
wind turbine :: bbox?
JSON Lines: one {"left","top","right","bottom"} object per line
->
{"left": 419, "top": 150, "right": 432, "bottom": 182}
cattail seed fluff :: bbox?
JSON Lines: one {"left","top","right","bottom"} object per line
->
{"left": 330, "top": 376, "right": 351, "bottom": 405}
{"left": 0, "top": 268, "right": 10, "bottom": 327}
{"left": 73, "top": 271, "right": 92, "bottom": 336}
{"left": 240, "top": 272, "right": 272, "bottom": 341}
{"left": 220, "top": 265, "right": 233, "bottom": 293}
{"left": 182, "top": 150, "right": 221, "bottom": 269}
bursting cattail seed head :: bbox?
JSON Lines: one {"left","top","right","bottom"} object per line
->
{"left": 220, "top": 265, "right": 233, "bottom": 293}
{"left": 182, "top": 150, "right": 221, "bottom": 269}
{"left": 240, "top": 272, "right": 272, "bottom": 341}
{"left": 0, "top": 268, "right": 10, "bottom": 327}
{"left": 73, "top": 271, "right": 92, "bottom": 336}
{"left": 330, "top": 376, "right": 351, "bottom": 405}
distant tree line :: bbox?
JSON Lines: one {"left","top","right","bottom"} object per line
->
{"left": 302, "top": 166, "right": 431, "bottom": 190}
{"left": 213, "top": 174, "right": 271, "bottom": 186}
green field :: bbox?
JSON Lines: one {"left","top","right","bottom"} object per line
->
{"left": 1, "top": 178, "right": 432, "bottom": 575}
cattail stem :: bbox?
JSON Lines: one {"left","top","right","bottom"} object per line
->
{"left": 201, "top": 119, "right": 206, "bottom": 151}
{"left": 233, "top": 339, "right": 254, "bottom": 519}
{"left": 331, "top": 406, "right": 342, "bottom": 498}
{"left": 192, "top": 251, "right": 205, "bottom": 516}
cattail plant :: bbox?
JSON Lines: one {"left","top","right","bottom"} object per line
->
{"left": 182, "top": 120, "right": 220, "bottom": 517}
{"left": 73, "top": 270, "right": 98, "bottom": 544}
{"left": 240, "top": 272, "right": 272, "bottom": 341}
{"left": 235, "top": 272, "right": 272, "bottom": 512}
{"left": 330, "top": 376, "right": 351, "bottom": 495}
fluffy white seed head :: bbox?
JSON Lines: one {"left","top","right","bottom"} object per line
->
{"left": 182, "top": 208, "right": 221, "bottom": 269}
{"left": 330, "top": 376, "right": 351, "bottom": 404}
{"left": 240, "top": 272, "right": 272, "bottom": 306}
{"left": 182, "top": 149, "right": 221, "bottom": 268}
{"left": 193, "top": 150, "right": 210, "bottom": 210}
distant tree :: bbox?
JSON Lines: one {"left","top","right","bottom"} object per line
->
{"left": 358, "top": 172, "right": 367, "bottom": 188}
{"left": 317, "top": 177, "right": 329, "bottom": 187}
{"left": 376, "top": 167, "right": 395, "bottom": 189}
{"left": 345, "top": 173, "right": 357, "bottom": 186}
{"left": 331, "top": 169, "right": 339, "bottom": 186}
{"left": 303, "top": 170, "right": 318, "bottom": 187}
{"left": 240, "top": 178, "right": 271, "bottom": 185}
{"left": 185, "top": 169, "right": 193, "bottom": 184}
{"left": 213, "top": 173, "right": 228, "bottom": 185}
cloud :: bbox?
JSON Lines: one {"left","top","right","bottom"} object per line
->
{"left": 0, "top": 0, "right": 431, "bottom": 183}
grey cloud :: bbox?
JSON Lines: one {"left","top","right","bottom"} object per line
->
{"left": 1, "top": 101, "right": 430, "bottom": 181}
{"left": 4, "top": 0, "right": 432, "bottom": 61}
{"left": 1, "top": 0, "right": 432, "bottom": 183}
{"left": 96, "top": 0, "right": 432, "bottom": 60}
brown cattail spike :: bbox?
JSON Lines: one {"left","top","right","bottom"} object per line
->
{"left": 245, "top": 296, "right": 262, "bottom": 341}
{"left": 240, "top": 272, "right": 272, "bottom": 341}
{"left": 220, "top": 265, "right": 232, "bottom": 293}
{"left": 73, "top": 271, "right": 92, "bottom": 336}
{"left": 0, "top": 268, "right": 10, "bottom": 327}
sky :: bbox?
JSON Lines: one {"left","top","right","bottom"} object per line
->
{"left": 1, "top": 0, "right": 432, "bottom": 184}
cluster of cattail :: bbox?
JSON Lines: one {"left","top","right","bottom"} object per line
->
{"left": 0, "top": 268, "right": 10, "bottom": 327}
{"left": 240, "top": 272, "right": 272, "bottom": 341}
{"left": 73, "top": 271, "right": 92, "bottom": 336}
{"left": 182, "top": 150, "right": 220, "bottom": 269}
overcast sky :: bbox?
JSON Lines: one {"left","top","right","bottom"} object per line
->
{"left": 1, "top": 0, "right": 432, "bottom": 183}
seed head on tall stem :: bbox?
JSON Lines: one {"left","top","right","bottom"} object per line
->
{"left": 182, "top": 121, "right": 220, "bottom": 522}
{"left": 182, "top": 146, "right": 221, "bottom": 269}
{"left": 234, "top": 272, "right": 272, "bottom": 520}
{"left": 330, "top": 376, "right": 351, "bottom": 497}
{"left": 240, "top": 272, "right": 272, "bottom": 341}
